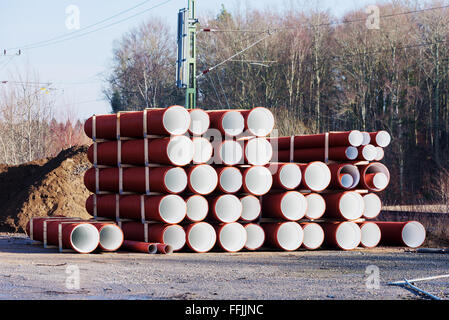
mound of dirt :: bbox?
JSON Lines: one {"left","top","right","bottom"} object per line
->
{"left": 0, "top": 146, "right": 92, "bottom": 232}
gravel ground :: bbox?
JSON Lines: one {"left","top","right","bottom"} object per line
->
{"left": 0, "top": 233, "right": 448, "bottom": 300}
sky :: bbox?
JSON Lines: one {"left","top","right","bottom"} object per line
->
{"left": 0, "top": 0, "right": 387, "bottom": 120}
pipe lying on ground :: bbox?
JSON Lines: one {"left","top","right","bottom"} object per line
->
{"left": 268, "top": 163, "right": 302, "bottom": 190}
{"left": 86, "top": 194, "right": 187, "bottom": 224}
{"left": 261, "top": 222, "right": 304, "bottom": 251}
{"left": 299, "top": 162, "right": 331, "bottom": 192}
{"left": 216, "top": 167, "right": 243, "bottom": 194}
{"left": 184, "top": 222, "right": 216, "bottom": 253}
{"left": 278, "top": 146, "right": 359, "bottom": 163}
{"left": 121, "top": 222, "right": 186, "bottom": 251}
{"left": 214, "top": 223, "right": 247, "bottom": 252}
{"left": 243, "top": 137, "right": 273, "bottom": 166}
{"left": 184, "top": 195, "right": 209, "bottom": 222}
{"left": 321, "top": 222, "right": 361, "bottom": 251}
{"left": 121, "top": 240, "right": 173, "bottom": 254}
{"left": 358, "top": 222, "right": 381, "bottom": 248}
{"left": 189, "top": 109, "right": 210, "bottom": 136}
{"left": 216, "top": 140, "right": 244, "bottom": 165}
{"left": 304, "top": 193, "right": 326, "bottom": 220}
{"left": 369, "top": 131, "right": 391, "bottom": 148}
{"left": 26, "top": 218, "right": 100, "bottom": 254}
{"left": 192, "top": 137, "right": 213, "bottom": 164}
{"left": 84, "top": 106, "right": 191, "bottom": 139}
{"left": 300, "top": 222, "right": 325, "bottom": 250}
{"left": 240, "top": 195, "right": 262, "bottom": 222}
{"left": 240, "top": 107, "right": 275, "bottom": 137}
{"left": 356, "top": 144, "right": 377, "bottom": 161}
{"left": 322, "top": 192, "right": 364, "bottom": 220}
{"left": 358, "top": 162, "right": 390, "bottom": 192}
{"left": 207, "top": 195, "right": 242, "bottom": 223}
{"left": 269, "top": 131, "right": 364, "bottom": 149}
{"left": 186, "top": 165, "right": 218, "bottom": 195}
{"left": 88, "top": 222, "right": 124, "bottom": 252}
{"left": 87, "top": 136, "right": 194, "bottom": 167}
{"left": 362, "top": 193, "right": 382, "bottom": 219}
{"left": 328, "top": 163, "right": 361, "bottom": 190}
{"left": 262, "top": 192, "right": 307, "bottom": 221}
{"left": 375, "top": 221, "right": 426, "bottom": 248}
{"left": 207, "top": 110, "right": 245, "bottom": 137}
{"left": 244, "top": 223, "right": 265, "bottom": 251}
{"left": 240, "top": 166, "right": 273, "bottom": 196}
{"left": 84, "top": 166, "right": 188, "bottom": 194}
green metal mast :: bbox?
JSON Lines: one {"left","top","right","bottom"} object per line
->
{"left": 185, "top": 0, "right": 197, "bottom": 109}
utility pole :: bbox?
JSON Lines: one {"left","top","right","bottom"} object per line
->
{"left": 177, "top": 0, "right": 198, "bottom": 109}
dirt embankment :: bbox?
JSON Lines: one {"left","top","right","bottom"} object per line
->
{"left": 0, "top": 146, "right": 92, "bottom": 232}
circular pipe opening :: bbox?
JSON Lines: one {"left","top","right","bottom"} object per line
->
{"left": 70, "top": 224, "right": 100, "bottom": 254}
{"left": 375, "top": 147, "right": 385, "bottom": 161}
{"left": 147, "top": 244, "right": 158, "bottom": 254}
{"left": 340, "top": 174, "right": 354, "bottom": 189}
{"left": 192, "top": 137, "right": 213, "bottom": 164}
{"left": 277, "top": 222, "right": 304, "bottom": 251}
{"left": 159, "top": 195, "right": 187, "bottom": 224}
{"left": 339, "top": 164, "right": 360, "bottom": 189}
{"left": 360, "top": 222, "right": 381, "bottom": 248}
{"left": 244, "top": 224, "right": 265, "bottom": 250}
{"left": 244, "top": 166, "right": 273, "bottom": 196}
{"left": 375, "top": 131, "right": 391, "bottom": 147}
{"left": 189, "top": 165, "right": 218, "bottom": 195}
{"left": 245, "top": 138, "right": 273, "bottom": 166}
{"left": 302, "top": 223, "right": 324, "bottom": 250}
{"left": 305, "top": 193, "right": 326, "bottom": 220}
{"left": 163, "top": 225, "right": 186, "bottom": 251}
{"left": 339, "top": 192, "right": 364, "bottom": 220}
{"left": 167, "top": 135, "right": 195, "bottom": 166}
{"left": 99, "top": 224, "right": 124, "bottom": 251}
{"left": 219, "top": 141, "right": 243, "bottom": 165}
{"left": 215, "top": 195, "right": 242, "bottom": 223}
{"left": 246, "top": 107, "right": 275, "bottom": 137}
{"left": 164, "top": 167, "right": 188, "bottom": 193}
{"left": 186, "top": 195, "right": 209, "bottom": 222}
{"left": 361, "top": 132, "right": 371, "bottom": 145}
{"left": 189, "top": 109, "right": 210, "bottom": 135}
{"left": 219, "top": 167, "right": 243, "bottom": 193}
{"left": 222, "top": 111, "right": 245, "bottom": 136}
{"left": 402, "top": 221, "right": 426, "bottom": 248}
{"left": 280, "top": 192, "right": 307, "bottom": 221}
{"left": 187, "top": 222, "right": 216, "bottom": 253}
{"left": 361, "top": 145, "right": 377, "bottom": 161}
{"left": 279, "top": 164, "right": 302, "bottom": 190}
{"left": 345, "top": 146, "right": 358, "bottom": 160}
{"left": 364, "top": 163, "right": 390, "bottom": 191}
{"left": 335, "top": 222, "right": 361, "bottom": 250}
{"left": 162, "top": 106, "right": 191, "bottom": 136}
{"left": 363, "top": 193, "right": 382, "bottom": 219}
{"left": 218, "top": 223, "right": 247, "bottom": 252}
{"left": 348, "top": 130, "right": 364, "bottom": 147}
{"left": 240, "top": 195, "right": 262, "bottom": 222}
{"left": 304, "top": 162, "right": 331, "bottom": 192}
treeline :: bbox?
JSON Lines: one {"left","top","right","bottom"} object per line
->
{"left": 105, "top": 1, "right": 449, "bottom": 205}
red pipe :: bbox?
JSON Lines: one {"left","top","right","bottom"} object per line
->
{"left": 328, "top": 163, "right": 360, "bottom": 190}
{"left": 207, "top": 195, "right": 242, "bottom": 223}
{"left": 189, "top": 109, "right": 210, "bottom": 136}
{"left": 121, "top": 240, "right": 173, "bottom": 254}
{"left": 357, "top": 222, "right": 381, "bottom": 248}
{"left": 361, "top": 132, "right": 371, "bottom": 145}
{"left": 262, "top": 191, "right": 307, "bottom": 221}
{"left": 261, "top": 222, "right": 304, "bottom": 251}
{"left": 215, "top": 140, "right": 244, "bottom": 166}
{"left": 184, "top": 195, "right": 209, "bottom": 222}
{"left": 277, "top": 146, "right": 358, "bottom": 162}
{"left": 304, "top": 193, "right": 326, "bottom": 220}
{"left": 300, "top": 222, "right": 325, "bottom": 250}
{"left": 240, "top": 195, "right": 262, "bottom": 222}
{"left": 87, "top": 136, "right": 194, "bottom": 167}
{"left": 120, "top": 222, "right": 186, "bottom": 251}
{"left": 321, "top": 222, "right": 361, "bottom": 251}
{"left": 240, "top": 165, "right": 273, "bottom": 196}
{"left": 269, "top": 131, "right": 364, "bottom": 149}
{"left": 214, "top": 223, "right": 247, "bottom": 252}
{"left": 184, "top": 222, "right": 217, "bottom": 253}
{"left": 321, "top": 192, "right": 364, "bottom": 220}
{"left": 369, "top": 131, "right": 391, "bottom": 148}
{"left": 356, "top": 144, "right": 377, "bottom": 161}
{"left": 267, "top": 163, "right": 302, "bottom": 190}
{"left": 240, "top": 107, "right": 275, "bottom": 137}
{"left": 374, "top": 147, "right": 385, "bottom": 161}
{"left": 84, "top": 166, "right": 188, "bottom": 194}
{"left": 86, "top": 194, "right": 187, "bottom": 224}
{"left": 192, "top": 137, "right": 213, "bottom": 164}
{"left": 186, "top": 165, "right": 219, "bottom": 195}
{"left": 207, "top": 110, "right": 245, "bottom": 137}
{"left": 84, "top": 106, "right": 191, "bottom": 139}
{"left": 358, "top": 162, "right": 390, "bottom": 192}
{"left": 243, "top": 137, "right": 273, "bottom": 166}
{"left": 215, "top": 166, "right": 243, "bottom": 194}
{"left": 375, "top": 221, "right": 426, "bottom": 248}
{"left": 244, "top": 223, "right": 265, "bottom": 251}
{"left": 298, "top": 162, "right": 331, "bottom": 192}
{"left": 362, "top": 193, "right": 382, "bottom": 219}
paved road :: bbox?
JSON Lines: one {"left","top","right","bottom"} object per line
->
{"left": 0, "top": 233, "right": 448, "bottom": 300}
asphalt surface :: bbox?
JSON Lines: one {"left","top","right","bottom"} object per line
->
{"left": 0, "top": 233, "right": 448, "bottom": 300}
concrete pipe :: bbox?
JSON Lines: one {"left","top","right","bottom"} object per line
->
{"left": 304, "top": 193, "right": 326, "bottom": 220}
{"left": 375, "top": 221, "right": 426, "bottom": 248}
{"left": 184, "top": 222, "right": 217, "bottom": 253}
{"left": 216, "top": 167, "right": 243, "bottom": 194}
{"left": 244, "top": 223, "right": 265, "bottom": 251}
{"left": 300, "top": 222, "right": 325, "bottom": 250}
{"left": 268, "top": 163, "right": 302, "bottom": 190}
{"left": 322, "top": 192, "right": 364, "bottom": 220}
{"left": 362, "top": 193, "right": 382, "bottom": 219}
{"left": 214, "top": 223, "right": 247, "bottom": 253}
{"left": 358, "top": 162, "right": 390, "bottom": 192}
{"left": 240, "top": 166, "right": 273, "bottom": 196}
{"left": 262, "top": 192, "right": 307, "bottom": 221}
{"left": 192, "top": 137, "right": 213, "bottom": 164}
{"left": 184, "top": 195, "right": 209, "bottom": 222}
{"left": 261, "top": 222, "right": 304, "bottom": 251}
{"left": 240, "top": 107, "right": 275, "bottom": 137}
{"left": 243, "top": 137, "right": 273, "bottom": 166}
{"left": 84, "top": 166, "right": 188, "bottom": 194}
{"left": 207, "top": 110, "right": 245, "bottom": 137}
{"left": 189, "top": 109, "right": 210, "bottom": 136}
{"left": 240, "top": 195, "right": 262, "bottom": 222}
{"left": 328, "top": 163, "right": 361, "bottom": 190}
{"left": 299, "top": 162, "right": 331, "bottom": 192}
{"left": 369, "top": 131, "right": 391, "bottom": 148}
{"left": 358, "top": 222, "right": 381, "bottom": 248}
{"left": 84, "top": 106, "right": 191, "bottom": 139}
{"left": 186, "top": 164, "right": 218, "bottom": 195}
{"left": 207, "top": 195, "right": 242, "bottom": 223}
{"left": 321, "top": 222, "right": 361, "bottom": 251}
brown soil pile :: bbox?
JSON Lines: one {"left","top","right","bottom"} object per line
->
{"left": 0, "top": 146, "right": 92, "bottom": 232}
